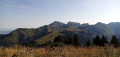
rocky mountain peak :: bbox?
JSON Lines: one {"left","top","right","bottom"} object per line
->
{"left": 49, "top": 21, "right": 66, "bottom": 27}
{"left": 67, "top": 21, "right": 80, "bottom": 27}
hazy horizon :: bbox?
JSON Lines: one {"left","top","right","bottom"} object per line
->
{"left": 0, "top": 0, "right": 120, "bottom": 28}
{"left": 0, "top": 21, "right": 120, "bottom": 30}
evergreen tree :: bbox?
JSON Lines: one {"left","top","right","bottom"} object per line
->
{"left": 86, "top": 39, "right": 91, "bottom": 47}
{"left": 110, "top": 35, "right": 119, "bottom": 47}
{"left": 68, "top": 36, "right": 74, "bottom": 45}
{"left": 25, "top": 40, "right": 36, "bottom": 47}
{"left": 54, "top": 37, "right": 58, "bottom": 43}
{"left": 74, "top": 34, "right": 80, "bottom": 46}
{"left": 63, "top": 38, "right": 69, "bottom": 44}
{"left": 52, "top": 35, "right": 64, "bottom": 47}
{"left": 101, "top": 36, "right": 108, "bottom": 46}
{"left": 93, "top": 35, "right": 101, "bottom": 46}
{"left": 54, "top": 35, "right": 63, "bottom": 43}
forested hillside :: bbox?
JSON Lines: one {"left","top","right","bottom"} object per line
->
{"left": 0, "top": 21, "right": 119, "bottom": 47}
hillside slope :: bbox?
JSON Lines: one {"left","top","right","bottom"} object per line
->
{"left": 0, "top": 21, "right": 117, "bottom": 46}
{"left": 108, "top": 22, "right": 120, "bottom": 39}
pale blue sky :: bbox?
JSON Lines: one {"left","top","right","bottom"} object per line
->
{"left": 0, "top": 0, "right": 120, "bottom": 28}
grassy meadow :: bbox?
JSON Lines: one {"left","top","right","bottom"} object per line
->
{"left": 0, "top": 45, "right": 120, "bottom": 57}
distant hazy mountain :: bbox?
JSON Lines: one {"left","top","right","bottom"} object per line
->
{"left": 0, "top": 29, "right": 15, "bottom": 34}
{"left": 0, "top": 21, "right": 119, "bottom": 46}
{"left": 0, "top": 31, "right": 12, "bottom": 34}
{"left": 108, "top": 22, "right": 120, "bottom": 39}
{"left": 93, "top": 22, "right": 114, "bottom": 40}
{"left": 81, "top": 23, "right": 89, "bottom": 26}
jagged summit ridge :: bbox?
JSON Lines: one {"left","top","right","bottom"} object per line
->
{"left": 0, "top": 21, "right": 120, "bottom": 46}
{"left": 49, "top": 21, "right": 66, "bottom": 27}
{"left": 67, "top": 21, "right": 80, "bottom": 27}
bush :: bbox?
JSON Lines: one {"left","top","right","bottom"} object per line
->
{"left": 51, "top": 42, "right": 65, "bottom": 47}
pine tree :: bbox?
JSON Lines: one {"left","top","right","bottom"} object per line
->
{"left": 93, "top": 35, "right": 101, "bottom": 46}
{"left": 101, "top": 36, "right": 108, "bottom": 46}
{"left": 68, "top": 36, "right": 74, "bottom": 45}
{"left": 74, "top": 34, "right": 80, "bottom": 46}
{"left": 54, "top": 35, "right": 63, "bottom": 43}
{"left": 52, "top": 35, "right": 64, "bottom": 47}
{"left": 86, "top": 39, "right": 91, "bottom": 47}
{"left": 54, "top": 37, "right": 58, "bottom": 43}
{"left": 110, "top": 35, "right": 119, "bottom": 47}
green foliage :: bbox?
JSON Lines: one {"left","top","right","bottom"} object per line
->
{"left": 51, "top": 42, "right": 65, "bottom": 47}
{"left": 25, "top": 40, "right": 36, "bottom": 47}
{"left": 54, "top": 34, "right": 81, "bottom": 47}
{"left": 54, "top": 35, "right": 63, "bottom": 43}
{"left": 93, "top": 35, "right": 109, "bottom": 46}
{"left": 74, "top": 34, "right": 80, "bottom": 46}
{"left": 101, "top": 36, "right": 108, "bottom": 46}
{"left": 93, "top": 35, "right": 101, "bottom": 46}
{"left": 68, "top": 36, "right": 74, "bottom": 45}
{"left": 86, "top": 39, "right": 91, "bottom": 46}
{"left": 110, "top": 35, "right": 119, "bottom": 47}
{"left": 64, "top": 36, "right": 74, "bottom": 45}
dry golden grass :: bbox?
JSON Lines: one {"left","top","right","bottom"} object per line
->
{"left": 0, "top": 45, "right": 120, "bottom": 57}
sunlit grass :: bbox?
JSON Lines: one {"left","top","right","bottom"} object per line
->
{"left": 0, "top": 45, "right": 120, "bottom": 57}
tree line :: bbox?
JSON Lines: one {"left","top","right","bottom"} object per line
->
{"left": 53, "top": 34, "right": 119, "bottom": 47}
{"left": 93, "top": 35, "right": 119, "bottom": 47}
{"left": 53, "top": 34, "right": 80, "bottom": 47}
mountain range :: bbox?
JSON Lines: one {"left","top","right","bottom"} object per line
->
{"left": 0, "top": 21, "right": 120, "bottom": 47}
